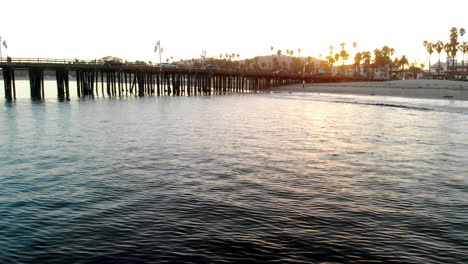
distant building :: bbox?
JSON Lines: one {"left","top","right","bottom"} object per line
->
{"left": 428, "top": 57, "right": 468, "bottom": 79}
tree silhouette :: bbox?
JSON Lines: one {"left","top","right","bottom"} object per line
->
{"left": 354, "top": 52, "right": 362, "bottom": 76}
{"left": 340, "top": 48, "right": 349, "bottom": 65}
{"left": 434, "top": 41, "right": 444, "bottom": 75}
{"left": 399, "top": 55, "right": 409, "bottom": 78}
{"left": 459, "top": 28, "right": 466, "bottom": 76}
{"left": 362, "top": 51, "right": 372, "bottom": 77}
{"left": 459, "top": 42, "right": 468, "bottom": 78}
{"left": 352, "top": 42, "right": 358, "bottom": 74}
{"left": 326, "top": 56, "right": 336, "bottom": 68}
{"left": 444, "top": 42, "right": 452, "bottom": 78}
{"left": 334, "top": 53, "right": 340, "bottom": 65}
{"left": 449, "top": 27, "right": 459, "bottom": 76}
{"left": 423, "top": 40, "right": 434, "bottom": 73}
{"left": 339, "top": 43, "right": 345, "bottom": 66}
{"left": 373, "top": 46, "right": 395, "bottom": 79}
{"left": 339, "top": 43, "right": 349, "bottom": 75}
{"left": 326, "top": 45, "right": 336, "bottom": 73}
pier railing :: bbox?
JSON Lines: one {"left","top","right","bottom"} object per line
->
{"left": 1, "top": 57, "right": 96, "bottom": 64}
{"left": 0, "top": 57, "right": 309, "bottom": 76}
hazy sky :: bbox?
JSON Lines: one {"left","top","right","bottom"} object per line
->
{"left": 0, "top": 0, "right": 467, "bottom": 65}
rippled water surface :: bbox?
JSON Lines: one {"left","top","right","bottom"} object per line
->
{"left": 1, "top": 85, "right": 467, "bottom": 263}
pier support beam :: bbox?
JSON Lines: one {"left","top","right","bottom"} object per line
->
{"left": 76, "top": 70, "right": 95, "bottom": 97}
{"left": 2, "top": 67, "right": 16, "bottom": 100}
{"left": 56, "top": 69, "right": 69, "bottom": 101}
{"left": 29, "top": 68, "right": 44, "bottom": 100}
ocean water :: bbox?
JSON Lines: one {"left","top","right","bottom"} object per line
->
{"left": 1, "top": 81, "right": 467, "bottom": 263}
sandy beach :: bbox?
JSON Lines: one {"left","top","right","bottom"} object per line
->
{"left": 269, "top": 80, "right": 468, "bottom": 101}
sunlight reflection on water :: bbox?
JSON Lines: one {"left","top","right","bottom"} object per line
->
{"left": 0, "top": 87, "right": 467, "bottom": 263}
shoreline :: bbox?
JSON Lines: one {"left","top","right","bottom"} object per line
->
{"left": 268, "top": 80, "right": 468, "bottom": 101}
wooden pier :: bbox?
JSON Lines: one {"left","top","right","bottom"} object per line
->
{"left": 1, "top": 58, "right": 349, "bottom": 101}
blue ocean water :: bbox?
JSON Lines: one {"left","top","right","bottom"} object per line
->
{"left": 1, "top": 83, "right": 467, "bottom": 263}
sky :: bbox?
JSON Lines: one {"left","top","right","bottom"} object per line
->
{"left": 0, "top": 0, "right": 467, "bottom": 67}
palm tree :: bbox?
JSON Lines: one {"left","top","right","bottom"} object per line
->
{"left": 381, "top": 46, "right": 395, "bottom": 79}
{"left": 444, "top": 42, "right": 452, "bottom": 78}
{"left": 459, "top": 28, "right": 466, "bottom": 76}
{"left": 362, "top": 51, "right": 372, "bottom": 78}
{"left": 423, "top": 40, "right": 434, "bottom": 74}
{"left": 434, "top": 41, "right": 444, "bottom": 75}
{"left": 334, "top": 53, "right": 340, "bottom": 75}
{"left": 393, "top": 57, "right": 401, "bottom": 78}
{"left": 277, "top": 49, "right": 282, "bottom": 56}
{"left": 340, "top": 49, "right": 349, "bottom": 65}
{"left": 334, "top": 53, "right": 340, "bottom": 65}
{"left": 352, "top": 43, "right": 357, "bottom": 64}
{"left": 327, "top": 45, "right": 335, "bottom": 73}
{"left": 354, "top": 52, "right": 362, "bottom": 76}
{"left": 449, "top": 27, "right": 459, "bottom": 76}
{"left": 326, "top": 56, "right": 335, "bottom": 70}
{"left": 459, "top": 42, "right": 468, "bottom": 78}
{"left": 339, "top": 43, "right": 345, "bottom": 63}
{"left": 340, "top": 50, "right": 349, "bottom": 75}
{"left": 339, "top": 43, "right": 348, "bottom": 75}
{"left": 399, "top": 55, "right": 409, "bottom": 79}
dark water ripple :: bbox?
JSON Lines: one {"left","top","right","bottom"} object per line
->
{"left": 1, "top": 94, "right": 467, "bottom": 263}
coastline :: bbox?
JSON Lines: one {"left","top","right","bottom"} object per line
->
{"left": 268, "top": 80, "right": 468, "bottom": 101}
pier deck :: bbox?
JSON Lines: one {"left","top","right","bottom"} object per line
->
{"left": 1, "top": 58, "right": 357, "bottom": 100}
